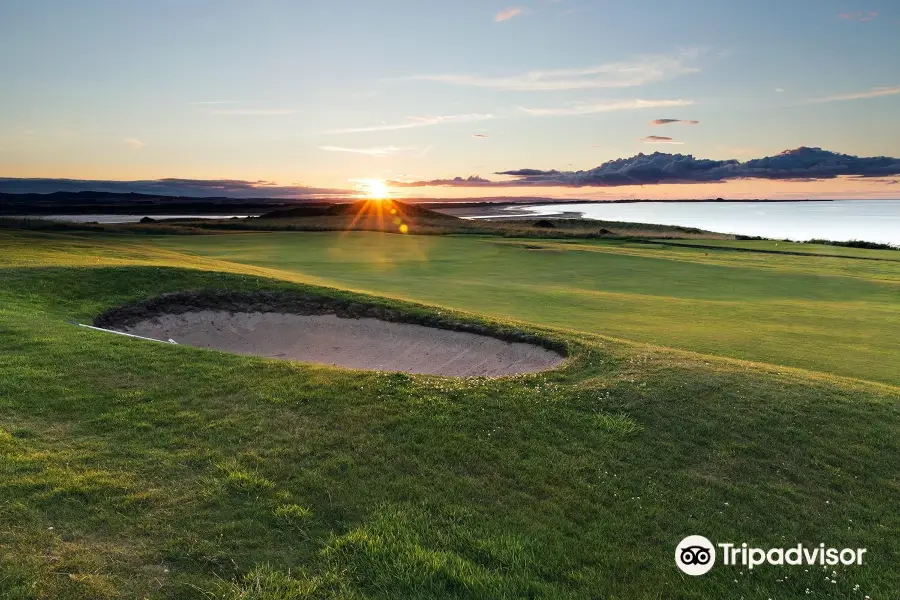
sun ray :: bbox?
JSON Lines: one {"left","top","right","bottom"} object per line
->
{"left": 337, "top": 179, "right": 418, "bottom": 238}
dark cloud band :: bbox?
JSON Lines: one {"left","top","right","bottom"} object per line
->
{"left": 389, "top": 147, "right": 900, "bottom": 188}
{"left": 650, "top": 119, "right": 699, "bottom": 125}
{"left": 0, "top": 178, "right": 350, "bottom": 198}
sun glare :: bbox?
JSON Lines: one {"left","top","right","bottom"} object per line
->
{"left": 366, "top": 180, "right": 389, "bottom": 200}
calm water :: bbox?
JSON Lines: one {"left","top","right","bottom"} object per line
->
{"left": 21, "top": 214, "right": 254, "bottom": 223}
{"left": 510, "top": 200, "right": 900, "bottom": 245}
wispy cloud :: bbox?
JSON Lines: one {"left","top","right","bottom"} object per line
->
{"left": 397, "top": 49, "right": 702, "bottom": 91}
{"left": 320, "top": 145, "right": 412, "bottom": 157}
{"left": 641, "top": 135, "right": 683, "bottom": 144}
{"left": 330, "top": 113, "right": 494, "bottom": 134}
{"left": 839, "top": 11, "right": 878, "bottom": 21}
{"left": 123, "top": 137, "right": 146, "bottom": 149}
{"left": 190, "top": 100, "right": 238, "bottom": 105}
{"left": 210, "top": 108, "right": 302, "bottom": 116}
{"left": 495, "top": 7, "right": 528, "bottom": 21}
{"left": 520, "top": 98, "right": 693, "bottom": 117}
{"left": 390, "top": 176, "right": 495, "bottom": 188}
{"left": 650, "top": 118, "right": 699, "bottom": 126}
{"left": 810, "top": 85, "right": 900, "bottom": 103}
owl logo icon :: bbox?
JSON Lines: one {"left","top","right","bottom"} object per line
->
{"left": 676, "top": 535, "right": 716, "bottom": 575}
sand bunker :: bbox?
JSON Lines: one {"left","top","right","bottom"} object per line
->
{"left": 118, "top": 310, "right": 564, "bottom": 377}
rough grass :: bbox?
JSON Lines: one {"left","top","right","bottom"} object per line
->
{"left": 1, "top": 229, "right": 898, "bottom": 599}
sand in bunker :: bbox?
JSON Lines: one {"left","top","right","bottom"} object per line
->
{"left": 121, "top": 310, "right": 564, "bottom": 377}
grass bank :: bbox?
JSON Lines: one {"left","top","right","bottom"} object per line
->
{"left": 1, "top": 229, "right": 898, "bottom": 599}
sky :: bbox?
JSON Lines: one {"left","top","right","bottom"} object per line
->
{"left": 1, "top": 0, "right": 899, "bottom": 199}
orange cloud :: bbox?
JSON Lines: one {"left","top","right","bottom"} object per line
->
{"left": 495, "top": 7, "right": 527, "bottom": 22}
{"left": 641, "top": 135, "right": 683, "bottom": 144}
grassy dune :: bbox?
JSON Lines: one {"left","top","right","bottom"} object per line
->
{"left": 1, "top": 229, "right": 898, "bottom": 599}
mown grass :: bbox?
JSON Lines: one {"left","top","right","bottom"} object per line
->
{"left": 657, "top": 238, "right": 900, "bottom": 260}
{"left": 1, "top": 229, "right": 898, "bottom": 599}
{"left": 147, "top": 231, "right": 900, "bottom": 387}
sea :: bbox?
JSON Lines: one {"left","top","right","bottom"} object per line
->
{"left": 489, "top": 200, "right": 900, "bottom": 246}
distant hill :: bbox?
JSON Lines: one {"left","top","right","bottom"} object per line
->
{"left": 260, "top": 199, "right": 457, "bottom": 220}
{"left": 0, "top": 191, "right": 549, "bottom": 217}
{"left": 0, "top": 191, "right": 336, "bottom": 215}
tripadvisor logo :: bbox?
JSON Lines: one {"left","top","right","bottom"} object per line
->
{"left": 676, "top": 535, "right": 716, "bottom": 576}
{"left": 675, "top": 535, "right": 867, "bottom": 576}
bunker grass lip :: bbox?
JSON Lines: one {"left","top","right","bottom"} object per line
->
{"left": 94, "top": 289, "right": 568, "bottom": 377}
{"left": 113, "top": 311, "right": 564, "bottom": 377}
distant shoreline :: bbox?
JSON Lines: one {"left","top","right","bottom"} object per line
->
{"left": 6, "top": 192, "right": 890, "bottom": 219}
{"left": 430, "top": 198, "right": 839, "bottom": 219}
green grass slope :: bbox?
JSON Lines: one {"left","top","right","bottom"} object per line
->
{"left": 1, "top": 230, "right": 898, "bottom": 599}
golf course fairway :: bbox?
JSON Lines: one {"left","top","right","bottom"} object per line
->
{"left": 149, "top": 231, "right": 900, "bottom": 386}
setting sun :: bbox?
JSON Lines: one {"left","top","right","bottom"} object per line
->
{"left": 366, "top": 180, "right": 389, "bottom": 200}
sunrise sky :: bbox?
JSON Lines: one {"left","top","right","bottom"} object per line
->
{"left": 1, "top": 0, "right": 899, "bottom": 199}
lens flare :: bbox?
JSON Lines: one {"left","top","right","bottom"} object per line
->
{"left": 339, "top": 180, "right": 416, "bottom": 237}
